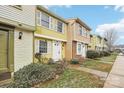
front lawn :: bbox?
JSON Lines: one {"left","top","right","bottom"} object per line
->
{"left": 82, "top": 53, "right": 118, "bottom": 72}
{"left": 82, "top": 59, "right": 112, "bottom": 72}
{"left": 40, "top": 69, "right": 104, "bottom": 88}
{"left": 96, "top": 53, "right": 117, "bottom": 63}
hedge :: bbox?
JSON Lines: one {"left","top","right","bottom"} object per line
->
{"left": 87, "top": 50, "right": 99, "bottom": 59}
{"left": 87, "top": 50, "right": 111, "bottom": 59}
{"left": 7, "top": 60, "right": 67, "bottom": 88}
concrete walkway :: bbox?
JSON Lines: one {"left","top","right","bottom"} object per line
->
{"left": 104, "top": 54, "right": 124, "bottom": 88}
{"left": 68, "top": 66, "right": 108, "bottom": 80}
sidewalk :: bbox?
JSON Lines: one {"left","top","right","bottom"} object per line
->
{"left": 104, "top": 54, "right": 124, "bottom": 88}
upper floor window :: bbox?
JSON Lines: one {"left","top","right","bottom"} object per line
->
{"left": 57, "top": 21, "right": 63, "bottom": 33}
{"left": 41, "top": 13, "right": 49, "bottom": 28}
{"left": 36, "top": 11, "right": 64, "bottom": 33}
{"left": 79, "top": 25, "right": 82, "bottom": 36}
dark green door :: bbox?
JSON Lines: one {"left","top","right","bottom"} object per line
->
{"left": 0, "top": 30, "right": 8, "bottom": 73}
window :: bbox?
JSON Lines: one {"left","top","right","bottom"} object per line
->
{"left": 79, "top": 25, "right": 82, "bottom": 35}
{"left": 41, "top": 13, "right": 49, "bottom": 28}
{"left": 39, "top": 40, "right": 47, "bottom": 53}
{"left": 77, "top": 43, "right": 82, "bottom": 54}
{"left": 57, "top": 21, "right": 63, "bottom": 33}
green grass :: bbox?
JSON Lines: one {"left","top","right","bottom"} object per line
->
{"left": 82, "top": 53, "right": 118, "bottom": 72}
{"left": 39, "top": 69, "right": 104, "bottom": 88}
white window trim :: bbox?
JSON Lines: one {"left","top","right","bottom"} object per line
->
{"left": 39, "top": 40, "right": 48, "bottom": 54}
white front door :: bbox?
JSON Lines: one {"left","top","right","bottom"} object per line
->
{"left": 53, "top": 41, "right": 62, "bottom": 61}
{"left": 77, "top": 42, "right": 86, "bottom": 58}
{"left": 82, "top": 43, "right": 86, "bottom": 58}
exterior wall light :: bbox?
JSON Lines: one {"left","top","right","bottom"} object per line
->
{"left": 18, "top": 32, "right": 23, "bottom": 39}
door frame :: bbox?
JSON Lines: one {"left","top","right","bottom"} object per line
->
{"left": 0, "top": 23, "right": 14, "bottom": 74}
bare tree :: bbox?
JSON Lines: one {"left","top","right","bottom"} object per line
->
{"left": 104, "top": 29, "right": 118, "bottom": 51}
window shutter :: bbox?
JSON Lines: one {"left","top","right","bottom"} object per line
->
{"left": 35, "top": 40, "right": 39, "bottom": 53}
{"left": 49, "top": 17, "right": 54, "bottom": 30}
{"left": 47, "top": 41, "right": 52, "bottom": 54}
{"left": 37, "top": 11, "right": 41, "bottom": 25}
{"left": 49, "top": 17, "right": 51, "bottom": 29}
{"left": 55, "top": 20, "right": 57, "bottom": 31}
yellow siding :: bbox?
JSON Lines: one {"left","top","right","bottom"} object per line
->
{"left": 34, "top": 37, "right": 52, "bottom": 63}
{"left": 36, "top": 26, "right": 67, "bottom": 40}
{"left": 34, "top": 37, "right": 66, "bottom": 63}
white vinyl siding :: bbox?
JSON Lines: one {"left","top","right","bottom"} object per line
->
{"left": 14, "top": 28, "right": 33, "bottom": 71}
{"left": 0, "top": 5, "right": 35, "bottom": 26}
{"left": 10, "top": 5, "right": 22, "bottom": 10}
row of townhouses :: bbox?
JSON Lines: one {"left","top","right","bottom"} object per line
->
{"left": 0, "top": 5, "right": 108, "bottom": 80}
{"left": 88, "top": 34, "right": 108, "bottom": 51}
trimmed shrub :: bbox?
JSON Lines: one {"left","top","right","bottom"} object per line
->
{"left": 7, "top": 63, "right": 56, "bottom": 88}
{"left": 56, "top": 59, "right": 68, "bottom": 74}
{"left": 71, "top": 58, "right": 79, "bottom": 64}
{"left": 87, "top": 50, "right": 99, "bottom": 59}
{"left": 7, "top": 59, "right": 68, "bottom": 88}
